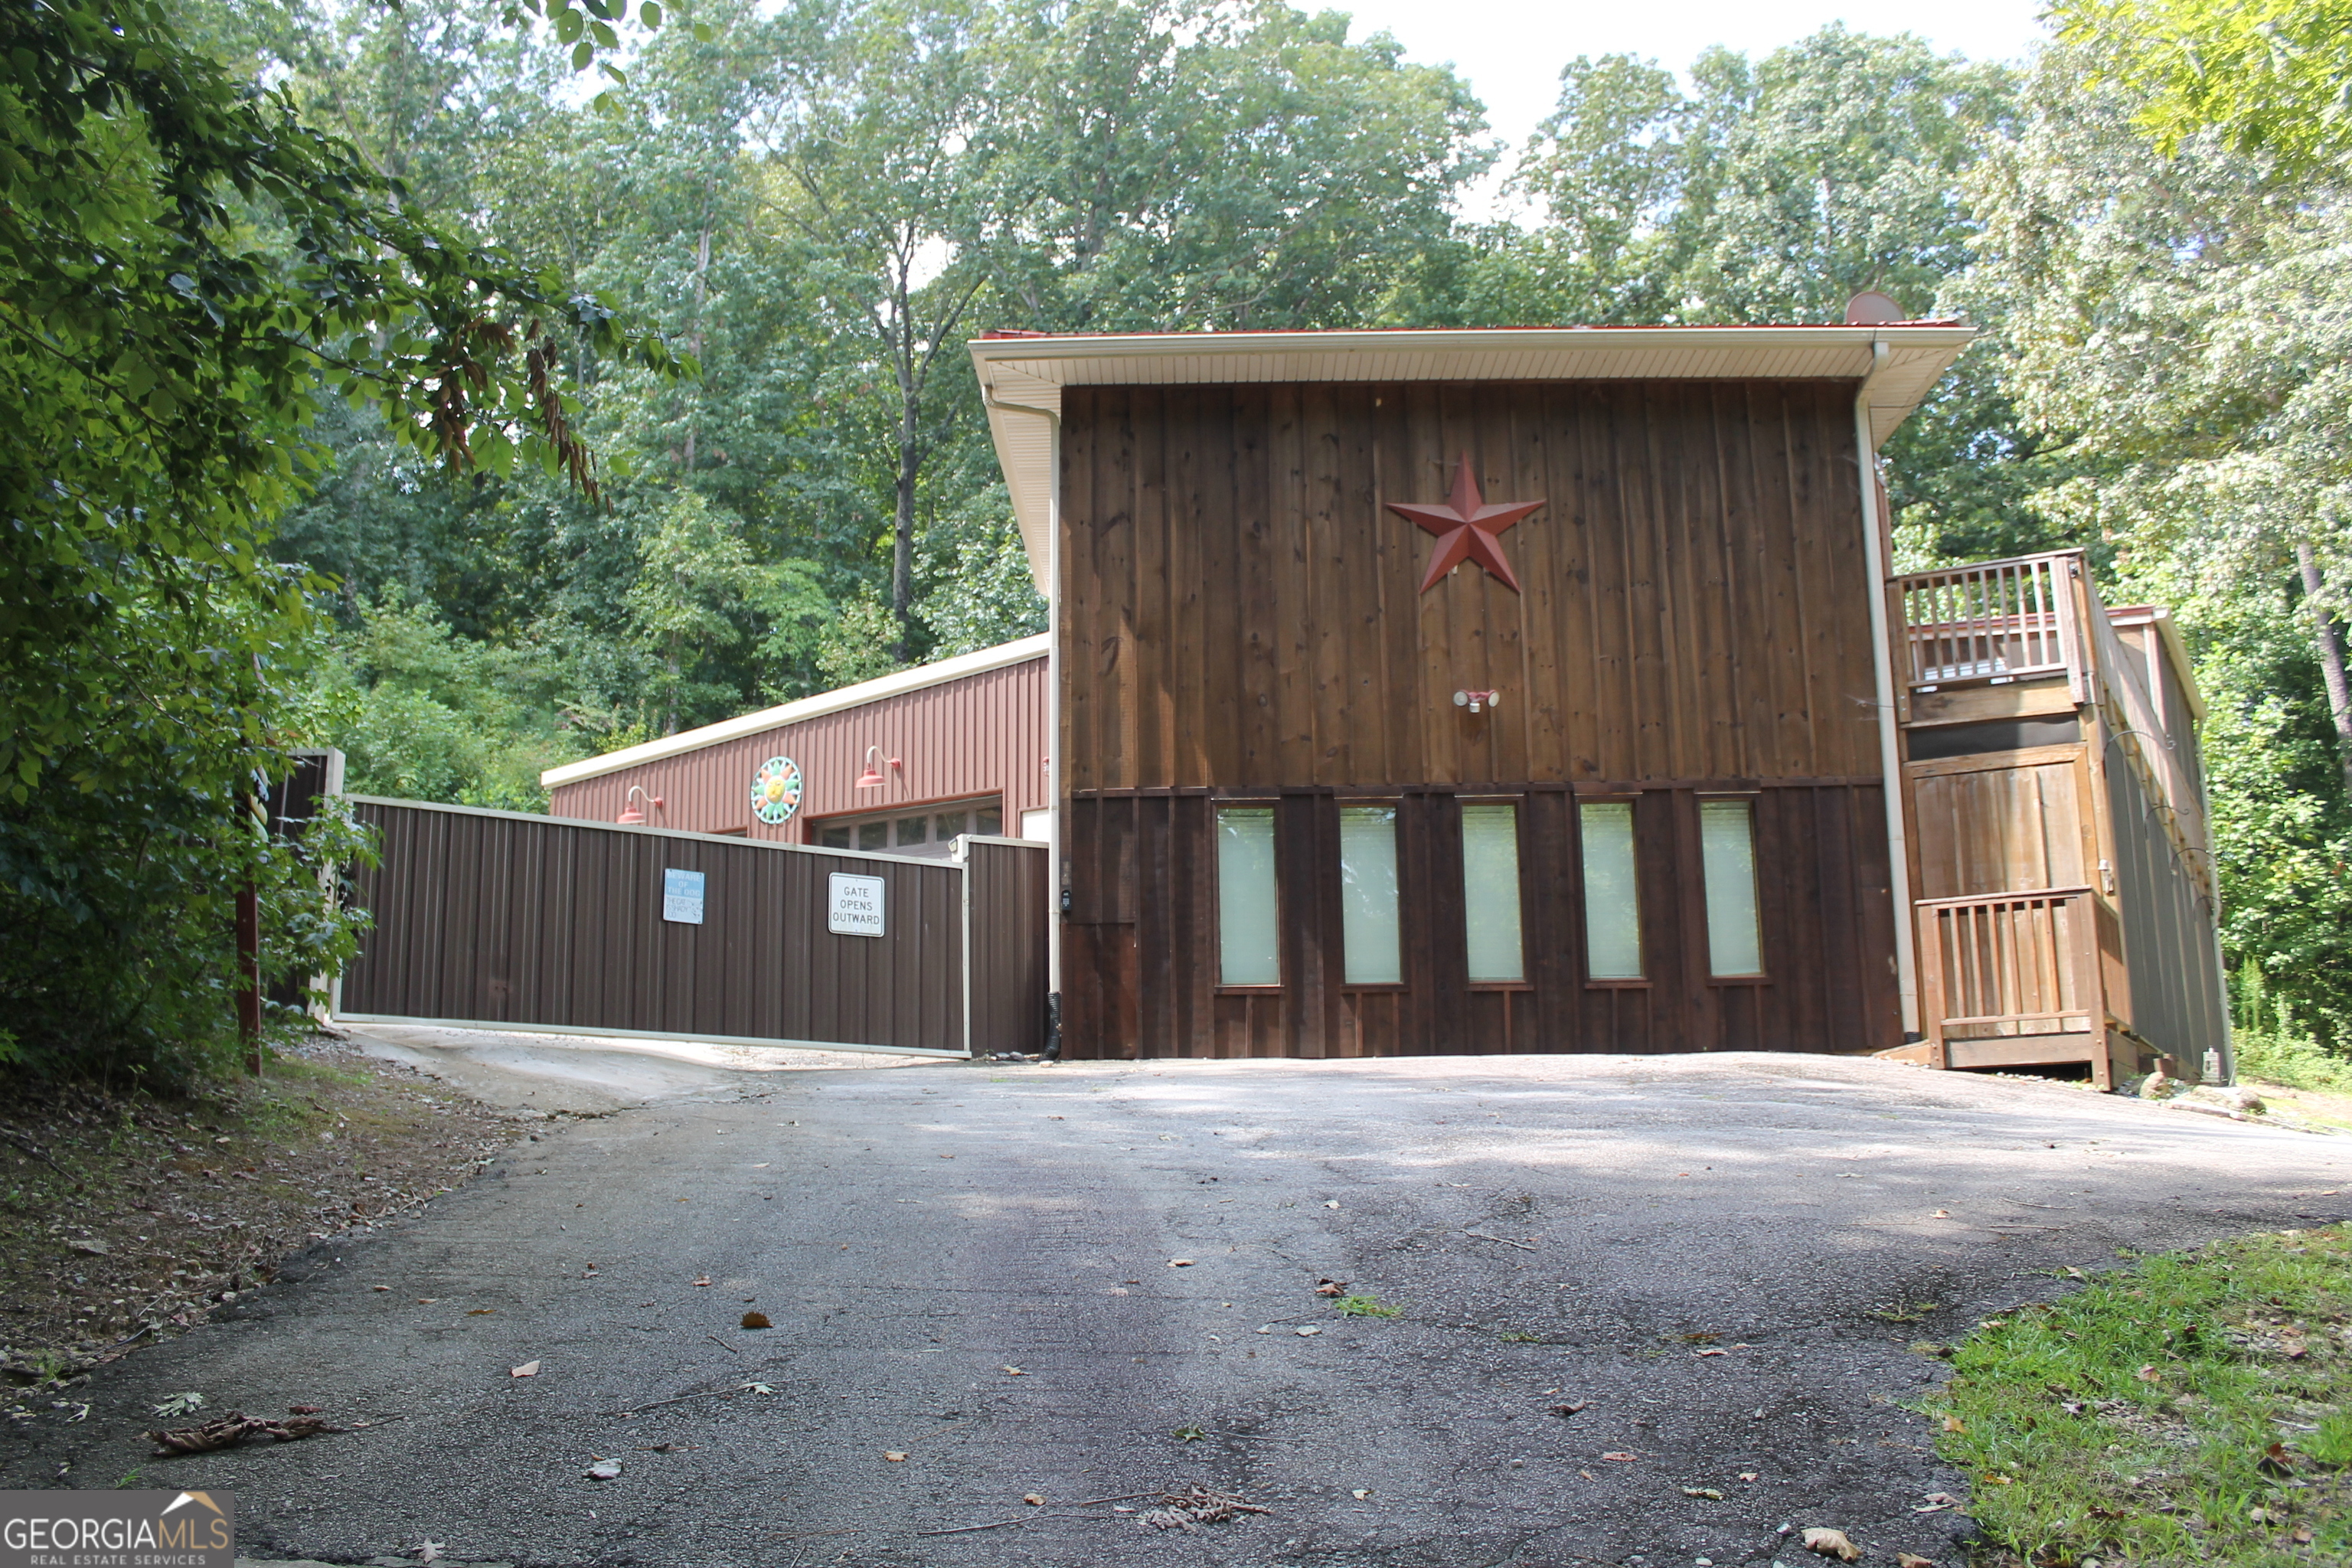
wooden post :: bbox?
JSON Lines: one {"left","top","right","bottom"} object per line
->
{"left": 237, "top": 789, "right": 262, "bottom": 1075}
{"left": 236, "top": 880, "right": 261, "bottom": 1075}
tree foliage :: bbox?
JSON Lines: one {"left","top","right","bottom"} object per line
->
{"left": 2054, "top": 0, "right": 2352, "bottom": 175}
{"left": 15, "top": 0, "right": 2352, "bottom": 1075}
{"left": 0, "top": 0, "right": 676, "bottom": 1073}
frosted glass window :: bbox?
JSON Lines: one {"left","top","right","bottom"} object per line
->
{"left": 1461, "top": 805, "right": 1524, "bottom": 982}
{"left": 1700, "top": 799, "right": 1765, "bottom": 976}
{"left": 1217, "top": 808, "right": 1280, "bottom": 985}
{"left": 1579, "top": 802, "right": 1642, "bottom": 979}
{"left": 1339, "top": 806, "right": 1402, "bottom": 985}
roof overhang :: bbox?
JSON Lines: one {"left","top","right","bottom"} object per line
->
{"left": 971, "top": 324, "right": 1980, "bottom": 594}
{"left": 539, "top": 632, "right": 1050, "bottom": 789}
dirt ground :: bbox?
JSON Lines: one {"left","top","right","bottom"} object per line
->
{"left": 0, "top": 1036, "right": 524, "bottom": 1387}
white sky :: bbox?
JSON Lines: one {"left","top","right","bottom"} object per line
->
{"left": 1325, "top": 0, "right": 2058, "bottom": 219}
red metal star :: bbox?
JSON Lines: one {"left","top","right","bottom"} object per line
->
{"left": 1386, "top": 453, "right": 1546, "bottom": 594}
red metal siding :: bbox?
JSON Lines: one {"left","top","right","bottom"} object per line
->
{"left": 549, "top": 655, "right": 1050, "bottom": 840}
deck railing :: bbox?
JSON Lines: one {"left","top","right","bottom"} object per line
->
{"left": 1914, "top": 886, "right": 2120, "bottom": 1081}
{"left": 1894, "top": 548, "right": 2211, "bottom": 888}
{"left": 1898, "top": 553, "right": 2086, "bottom": 695}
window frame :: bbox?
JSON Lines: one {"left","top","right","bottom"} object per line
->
{"left": 1458, "top": 796, "right": 1531, "bottom": 991}
{"left": 1337, "top": 800, "right": 1406, "bottom": 992}
{"left": 1211, "top": 799, "right": 1285, "bottom": 993}
{"left": 1696, "top": 792, "right": 1771, "bottom": 985}
{"left": 802, "top": 792, "right": 1006, "bottom": 857}
{"left": 1576, "top": 793, "right": 1650, "bottom": 989}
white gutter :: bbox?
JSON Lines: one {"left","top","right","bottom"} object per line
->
{"left": 1855, "top": 339, "right": 1921, "bottom": 1040}
{"left": 540, "top": 632, "right": 1050, "bottom": 789}
{"left": 980, "top": 375, "right": 1066, "bottom": 1016}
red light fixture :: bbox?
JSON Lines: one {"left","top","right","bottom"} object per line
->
{"left": 855, "top": 745, "right": 898, "bottom": 789}
{"left": 618, "top": 784, "right": 664, "bottom": 825}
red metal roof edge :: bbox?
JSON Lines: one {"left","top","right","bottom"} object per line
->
{"left": 975, "top": 322, "right": 1967, "bottom": 340}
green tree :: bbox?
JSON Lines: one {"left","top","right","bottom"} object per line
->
{"left": 1959, "top": 40, "right": 2352, "bottom": 1049}
{"left": 985, "top": 0, "right": 1491, "bottom": 332}
{"left": 753, "top": 0, "right": 1008, "bottom": 650}
{"left": 0, "top": 0, "right": 677, "bottom": 1072}
{"left": 2055, "top": 0, "right": 2352, "bottom": 175}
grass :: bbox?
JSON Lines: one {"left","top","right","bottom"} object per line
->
{"left": 1926, "top": 1225, "right": 2352, "bottom": 1566}
{"left": 2235, "top": 1025, "right": 2352, "bottom": 1097}
{"left": 1331, "top": 1294, "right": 1400, "bottom": 1318}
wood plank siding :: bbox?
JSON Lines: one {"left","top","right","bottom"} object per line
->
{"left": 1057, "top": 380, "right": 1900, "bottom": 1060}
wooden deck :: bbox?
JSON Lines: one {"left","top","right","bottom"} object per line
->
{"left": 1890, "top": 550, "right": 2221, "bottom": 1083}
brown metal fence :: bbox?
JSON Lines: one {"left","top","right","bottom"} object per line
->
{"left": 335, "top": 797, "right": 1048, "bottom": 1057}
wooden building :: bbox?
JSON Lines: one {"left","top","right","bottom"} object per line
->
{"left": 543, "top": 635, "right": 1049, "bottom": 855}
{"left": 969, "top": 325, "right": 2232, "bottom": 1076}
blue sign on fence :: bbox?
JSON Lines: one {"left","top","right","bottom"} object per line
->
{"left": 662, "top": 867, "right": 707, "bottom": 926}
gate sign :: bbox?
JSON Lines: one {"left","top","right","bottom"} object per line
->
{"left": 828, "top": 871, "right": 885, "bottom": 937}
{"left": 662, "top": 867, "right": 706, "bottom": 925}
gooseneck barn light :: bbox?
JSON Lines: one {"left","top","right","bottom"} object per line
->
{"left": 855, "top": 744, "right": 900, "bottom": 789}
{"left": 617, "top": 784, "right": 664, "bottom": 825}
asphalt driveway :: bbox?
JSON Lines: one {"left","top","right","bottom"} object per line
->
{"left": 8, "top": 1050, "right": 2348, "bottom": 1568}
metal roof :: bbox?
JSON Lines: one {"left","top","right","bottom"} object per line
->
{"left": 970, "top": 324, "right": 1979, "bottom": 593}
{"left": 540, "top": 633, "right": 1050, "bottom": 788}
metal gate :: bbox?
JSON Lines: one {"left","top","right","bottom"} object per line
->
{"left": 333, "top": 796, "right": 1049, "bottom": 1058}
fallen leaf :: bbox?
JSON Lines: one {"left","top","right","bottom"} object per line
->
{"left": 1295, "top": 1325, "right": 1321, "bottom": 1336}
{"left": 149, "top": 1393, "right": 206, "bottom": 1419}
{"left": 141, "top": 1412, "right": 332, "bottom": 1455}
{"left": 692, "top": 1276, "right": 713, "bottom": 1287}
{"left": 1168, "top": 1259, "right": 1194, "bottom": 1267}
{"left": 741, "top": 1312, "right": 772, "bottom": 1330}
{"left": 1024, "top": 1494, "right": 1046, "bottom": 1505}
{"left": 1931, "top": 1209, "right": 1951, "bottom": 1219}
{"left": 2135, "top": 1364, "right": 2162, "bottom": 1383}
{"left": 66, "top": 1237, "right": 110, "bottom": 1256}
{"left": 371, "top": 1285, "right": 390, "bottom": 1292}
{"left": 1682, "top": 1487, "right": 1724, "bottom": 1500}
{"left": 1941, "top": 1416, "right": 1965, "bottom": 1433}
{"left": 1001, "top": 1365, "right": 1024, "bottom": 1376}
{"left": 416, "top": 1540, "right": 445, "bottom": 1564}
{"left": 1324, "top": 1200, "right": 1340, "bottom": 1209}
{"left": 2259, "top": 1442, "right": 2295, "bottom": 1477}
{"left": 743, "top": 1383, "right": 776, "bottom": 1394}
{"left": 1801, "top": 1527, "right": 1860, "bottom": 1562}
{"left": 287, "top": 1404, "right": 322, "bottom": 1416}
{"left": 1550, "top": 1401, "right": 1589, "bottom": 1418}
{"left": 1897, "top": 1554, "right": 1937, "bottom": 1568}
{"left": 511, "top": 1361, "right": 541, "bottom": 1378}
{"left": 751, "top": 1162, "right": 769, "bottom": 1168}
{"left": 1351, "top": 1488, "right": 1372, "bottom": 1499}
{"left": 1315, "top": 1279, "right": 1348, "bottom": 1295}
{"left": 1599, "top": 1452, "right": 1637, "bottom": 1462}
{"left": 2293, "top": 1524, "right": 2314, "bottom": 1544}
{"left": 467, "top": 1309, "right": 497, "bottom": 1316}
{"left": 1693, "top": 1348, "right": 1728, "bottom": 1357}
{"left": 1739, "top": 1472, "right": 1759, "bottom": 1482}
{"left": 939, "top": 1154, "right": 954, "bottom": 1159}
{"left": 415, "top": 1298, "right": 437, "bottom": 1305}
{"left": 1174, "top": 1426, "right": 1204, "bottom": 1441}
{"left": 884, "top": 1451, "right": 907, "bottom": 1462}
{"left": 584, "top": 1459, "right": 622, "bottom": 1480}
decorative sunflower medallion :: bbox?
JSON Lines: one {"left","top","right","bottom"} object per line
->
{"left": 750, "top": 756, "right": 803, "bottom": 825}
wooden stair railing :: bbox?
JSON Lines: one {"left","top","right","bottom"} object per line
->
{"left": 1915, "top": 886, "right": 2125, "bottom": 1087}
